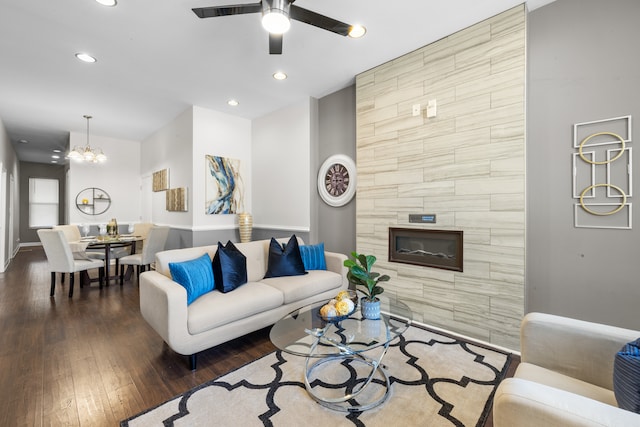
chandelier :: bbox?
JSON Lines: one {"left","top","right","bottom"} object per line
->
{"left": 67, "top": 115, "right": 107, "bottom": 163}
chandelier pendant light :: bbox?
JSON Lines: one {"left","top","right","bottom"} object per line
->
{"left": 67, "top": 115, "right": 107, "bottom": 163}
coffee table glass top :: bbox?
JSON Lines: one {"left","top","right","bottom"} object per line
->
{"left": 270, "top": 292, "right": 413, "bottom": 357}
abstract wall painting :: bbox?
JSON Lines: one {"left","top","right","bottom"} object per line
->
{"left": 205, "top": 155, "right": 244, "bottom": 215}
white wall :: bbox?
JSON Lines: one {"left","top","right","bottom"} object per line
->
{"left": 68, "top": 133, "right": 141, "bottom": 227}
{"left": 140, "top": 107, "right": 194, "bottom": 227}
{"left": 0, "top": 117, "right": 20, "bottom": 270}
{"left": 192, "top": 106, "right": 252, "bottom": 230}
{"left": 252, "top": 98, "right": 312, "bottom": 231}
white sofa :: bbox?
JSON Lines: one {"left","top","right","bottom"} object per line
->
{"left": 493, "top": 312, "right": 640, "bottom": 426}
{"left": 139, "top": 237, "right": 348, "bottom": 369}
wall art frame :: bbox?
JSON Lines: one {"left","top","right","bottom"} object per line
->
{"left": 152, "top": 169, "right": 169, "bottom": 192}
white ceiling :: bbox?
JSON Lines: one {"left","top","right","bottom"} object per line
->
{"left": 0, "top": 0, "right": 555, "bottom": 164}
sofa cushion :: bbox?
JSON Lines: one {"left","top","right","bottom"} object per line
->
{"left": 187, "top": 282, "right": 284, "bottom": 334}
{"left": 212, "top": 241, "right": 247, "bottom": 293}
{"left": 261, "top": 270, "right": 343, "bottom": 304}
{"left": 515, "top": 362, "right": 618, "bottom": 407}
{"left": 264, "top": 235, "right": 306, "bottom": 278}
{"left": 299, "top": 243, "right": 327, "bottom": 271}
{"left": 169, "top": 253, "right": 215, "bottom": 305}
{"left": 614, "top": 338, "right": 640, "bottom": 413}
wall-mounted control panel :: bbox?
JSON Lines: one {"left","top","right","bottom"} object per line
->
{"left": 409, "top": 214, "right": 436, "bottom": 223}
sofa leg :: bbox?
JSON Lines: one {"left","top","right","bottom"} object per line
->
{"left": 189, "top": 354, "right": 197, "bottom": 371}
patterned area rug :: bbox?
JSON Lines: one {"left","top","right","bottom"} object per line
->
{"left": 122, "top": 324, "right": 513, "bottom": 426}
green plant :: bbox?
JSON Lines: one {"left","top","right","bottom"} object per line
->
{"left": 343, "top": 251, "right": 389, "bottom": 302}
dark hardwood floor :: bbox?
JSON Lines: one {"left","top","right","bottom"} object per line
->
{"left": 0, "top": 246, "right": 516, "bottom": 426}
{"left": 0, "top": 247, "right": 276, "bottom": 426}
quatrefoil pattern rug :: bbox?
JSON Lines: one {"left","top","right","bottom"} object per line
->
{"left": 122, "top": 324, "right": 513, "bottom": 427}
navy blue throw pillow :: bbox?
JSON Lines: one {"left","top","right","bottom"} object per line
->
{"left": 264, "top": 235, "right": 307, "bottom": 278}
{"left": 614, "top": 338, "right": 640, "bottom": 413}
{"left": 212, "top": 241, "right": 247, "bottom": 293}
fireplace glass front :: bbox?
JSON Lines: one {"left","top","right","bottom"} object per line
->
{"left": 389, "top": 227, "right": 463, "bottom": 272}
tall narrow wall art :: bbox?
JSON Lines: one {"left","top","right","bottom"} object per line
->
{"left": 205, "top": 155, "right": 243, "bottom": 215}
{"left": 152, "top": 169, "right": 169, "bottom": 192}
{"left": 573, "top": 115, "right": 632, "bottom": 229}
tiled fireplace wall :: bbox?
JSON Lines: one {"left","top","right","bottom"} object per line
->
{"left": 355, "top": 6, "right": 525, "bottom": 349}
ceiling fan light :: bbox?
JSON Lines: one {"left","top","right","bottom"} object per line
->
{"left": 348, "top": 25, "right": 366, "bottom": 38}
{"left": 262, "top": 10, "right": 290, "bottom": 34}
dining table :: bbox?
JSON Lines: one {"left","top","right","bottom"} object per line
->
{"left": 81, "top": 235, "right": 142, "bottom": 285}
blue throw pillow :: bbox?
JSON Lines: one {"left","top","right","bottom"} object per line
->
{"left": 264, "top": 235, "right": 307, "bottom": 278}
{"left": 614, "top": 338, "right": 640, "bottom": 413}
{"left": 299, "top": 243, "right": 327, "bottom": 271}
{"left": 169, "top": 253, "right": 215, "bottom": 305}
{"left": 212, "top": 241, "right": 247, "bottom": 293}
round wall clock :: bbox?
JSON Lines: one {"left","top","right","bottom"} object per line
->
{"left": 317, "top": 154, "right": 357, "bottom": 207}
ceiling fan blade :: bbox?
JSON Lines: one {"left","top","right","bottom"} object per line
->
{"left": 192, "top": 3, "right": 262, "bottom": 18}
{"left": 269, "top": 33, "right": 283, "bottom": 55}
{"left": 289, "top": 5, "right": 351, "bottom": 36}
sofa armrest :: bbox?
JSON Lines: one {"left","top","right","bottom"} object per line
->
{"left": 324, "top": 251, "right": 348, "bottom": 287}
{"left": 494, "top": 378, "right": 640, "bottom": 427}
{"left": 139, "top": 270, "right": 191, "bottom": 355}
{"left": 521, "top": 312, "right": 639, "bottom": 390}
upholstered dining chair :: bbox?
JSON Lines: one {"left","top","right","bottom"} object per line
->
{"left": 132, "top": 222, "right": 154, "bottom": 254}
{"left": 37, "top": 229, "right": 105, "bottom": 298}
{"left": 119, "top": 226, "right": 170, "bottom": 284}
{"left": 53, "top": 224, "right": 128, "bottom": 281}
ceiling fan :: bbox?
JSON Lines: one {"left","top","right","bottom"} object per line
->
{"left": 192, "top": 0, "right": 365, "bottom": 54}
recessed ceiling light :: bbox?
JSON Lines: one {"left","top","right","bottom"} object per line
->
{"left": 53, "top": 149, "right": 62, "bottom": 153}
{"left": 95, "top": 0, "right": 117, "bottom": 6}
{"left": 348, "top": 25, "right": 366, "bottom": 38}
{"left": 51, "top": 160, "right": 58, "bottom": 164}
{"left": 273, "top": 71, "right": 287, "bottom": 80}
{"left": 18, "top": 139, "right": 28, "bottom": 144}
{"left": 75, "top": 53, "right": 97, "bottom": 63}
{"left": 52, "top": 155, "right": 60, "bottom": 159}
{"left": 227, "top": 99, "right": 239, "bottom": 106}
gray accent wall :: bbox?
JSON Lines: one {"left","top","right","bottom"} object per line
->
{"left": 314, "top": 85, "right": 357, "bottom": 255}
{"left": 19, "top": 162, "right": 66, "bottom": 243}
{"left": 527, "top": 0, "right": 640, "bottom": 328}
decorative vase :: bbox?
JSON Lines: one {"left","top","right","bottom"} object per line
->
{"left": 238, "top": 212, "right": 253, "bottom": 243}
{"left": 107, "top": 218, "right": 118, "bottom": 237}
{"left": 360, "top": 297, "right": 381, "bottom": 320}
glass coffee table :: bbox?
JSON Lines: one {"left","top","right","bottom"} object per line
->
{"left": 270, "top": 291, "right": 412, "bottom": 411}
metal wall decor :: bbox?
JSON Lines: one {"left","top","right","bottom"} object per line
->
{"left": 573, "top": 115, "right": 632, "bottom": 229}
{"left": 75, "top": 187, "right": 111, "bottom": 215}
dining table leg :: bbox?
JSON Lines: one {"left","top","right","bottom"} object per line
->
{"left": 104, "top": 243, "right": 111, "bottom": 285}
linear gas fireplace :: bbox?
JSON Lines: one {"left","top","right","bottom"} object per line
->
{"left": 389, "top": 227, "right": 463, "bottom": 272}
